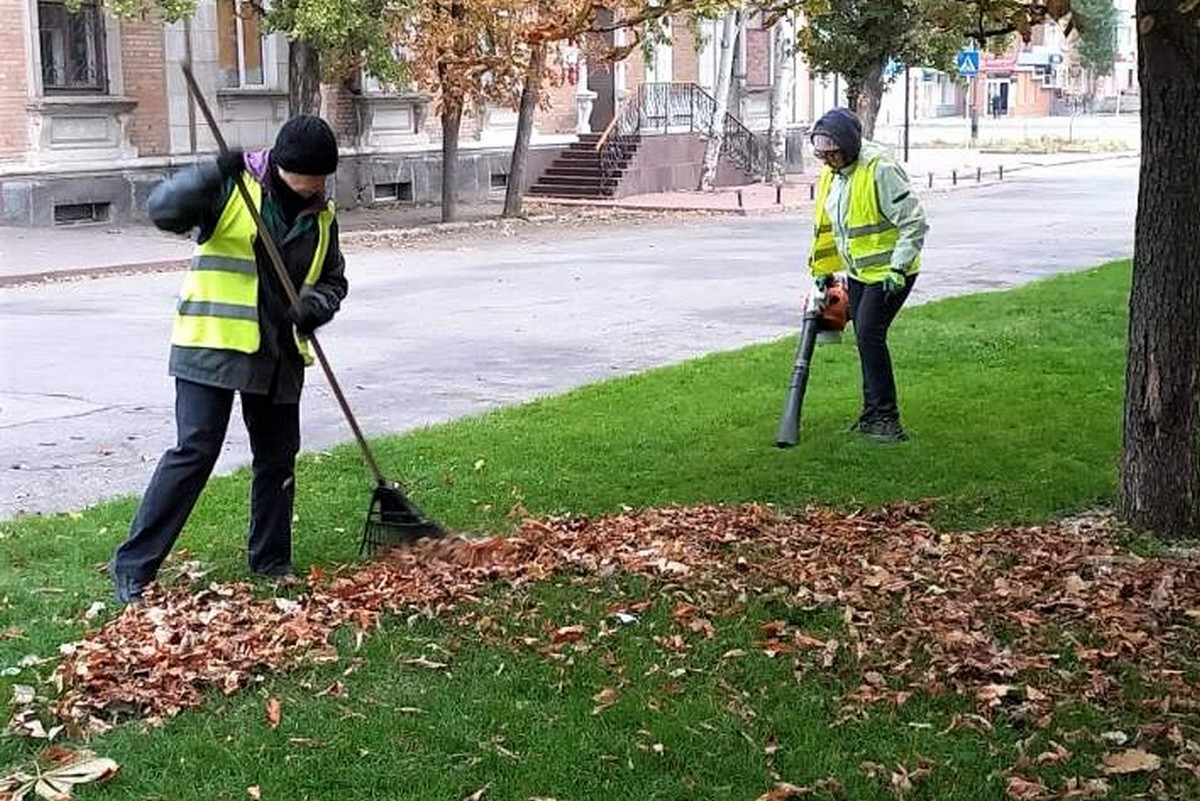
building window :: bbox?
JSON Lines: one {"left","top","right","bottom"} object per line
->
{"left": 217, "top": 0, "right": 268, "bottom": 88}
{"left": 38, "top": 0, "right": 108, "bottom": 94}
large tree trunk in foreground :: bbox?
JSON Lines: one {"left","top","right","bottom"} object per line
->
{"left": 504, "top": 43, "right": 547, "bottom": 219}
{"left": 288, "top": 40, "right": 321, "bottom": 116}
{"left": 1118, "top": 1, "right": 1200, "bottom": 540}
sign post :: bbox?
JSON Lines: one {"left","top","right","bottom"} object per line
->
{"left": 956, "top": 50, "right": 981, "bottom": 143}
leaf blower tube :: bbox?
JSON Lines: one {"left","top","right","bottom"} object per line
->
{"left": 774, "top": 275, "right": 849, "bottom": 448}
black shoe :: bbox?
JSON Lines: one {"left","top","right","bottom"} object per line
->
{"left": 251, "top": 564, "right": 295, "bottom": 579}
{"left": 108, "top": 560, "right": 145, "bottom": 605}
{"left": 863, "top": 418, "right": 908, "bottom": 443}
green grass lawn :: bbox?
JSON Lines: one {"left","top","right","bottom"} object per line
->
{"left": 4, "top": 260, "right": 1195, "bottom": 800}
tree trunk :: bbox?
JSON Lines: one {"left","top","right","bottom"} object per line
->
{"left": 700, "top": 8, "right": 745, "bottom": 191}
{"left": 288, "top": 40, "right": 322, "bottom": 117}
{"left": 504, "top": 43, "right": 547, "bottom": 219}
{"left": 1118, "top": 1, "right": 1200, "bottom": 540}
{"left": 766, "top": 14, "right": 796, "bottom": 185}
{"left": 854, "top": 60, "right": 886, "bottom": 141}
{"left": 441, "top": 100, "right": 464, "bottom": 223}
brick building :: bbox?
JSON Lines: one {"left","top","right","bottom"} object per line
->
{"left": 0, "top": 3, "right": 832, "bottom": 227}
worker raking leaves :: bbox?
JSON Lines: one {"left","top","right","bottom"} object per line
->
{"left": 107, "top": 115, "right": 348, "bottom": 604}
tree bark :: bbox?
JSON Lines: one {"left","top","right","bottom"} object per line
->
{"left": 504, "top": 43, "right": 547, "bottom": 219}
{"left": 441, "top": 99, "right": 464, "bottom": 223}
{"left": 700, "top": 8, "right": 745, "bottom": 191}
{"left": 1118, "top": 1, "right": 1200, "bottom": 540}
{"left": 854, "top": 60, "right": 886, "bottom": 141}
{"left": 288, "top": 39, "right": 322, "bottom": 117}
{"left": 766, "top": 14, "right": 796, "bottom": 185}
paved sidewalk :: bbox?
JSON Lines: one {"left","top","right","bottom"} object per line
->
{"left": 0, "top": 147, "right": 1137, "bottom": 285}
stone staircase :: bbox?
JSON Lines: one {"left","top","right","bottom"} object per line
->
{"left": 527, "top": 132, "right": 639, "bottom": 199}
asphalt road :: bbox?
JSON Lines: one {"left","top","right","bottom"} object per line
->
{"left": 0, "top": 159, "right": 1137, "bottom": 519}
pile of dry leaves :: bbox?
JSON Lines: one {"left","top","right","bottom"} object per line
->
{"left": 36, "top": 503, "right": 1200, "bottom": 795}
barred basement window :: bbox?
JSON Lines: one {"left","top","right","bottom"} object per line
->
{"left": 38, "top": 0, "right": 108, "bottom": 94}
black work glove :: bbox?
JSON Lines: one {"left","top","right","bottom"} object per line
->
{"left": 292, "top": 289, "right": 328, "bottom": 336}
{"left": 813, "top": 274, "right": 833, "bottom": 291}
{"left": 216, "top": 149, "right": 245, "bottom": 179}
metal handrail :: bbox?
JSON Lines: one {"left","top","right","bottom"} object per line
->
{"left": 593, "top": 82, "right": 768, "bottom": 192}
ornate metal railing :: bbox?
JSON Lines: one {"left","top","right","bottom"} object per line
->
{"left": 594, "top": 82, "right": 769, "bottom": 188}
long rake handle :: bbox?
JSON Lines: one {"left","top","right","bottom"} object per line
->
{"left": 180, "top": 63, "right": 387, "bottom": 486}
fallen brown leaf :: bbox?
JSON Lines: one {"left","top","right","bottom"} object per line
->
{"left": 591, "top": 687, "right": 619, "bottom": 714}
{"left": 1100, "top": 748, "right": 1161, "bottom": 775}
{"left": 1061, "top": 777, "right": 1111, "bottom": 799}
{"left": 551, "top": 625, "right": 586, "bottom": 644}
{"left": 1006, "top": 775, "right": 1051, "bottom": 799}
{"left": 266, "top": 697, "right": 281, "bottom": 729}
{"left": 754, "top": 782, "right": 812, "bottom": 800}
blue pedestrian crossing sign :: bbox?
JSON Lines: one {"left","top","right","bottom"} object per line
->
{"left": 956, "top": 50, "right": 980, "bottom": 76}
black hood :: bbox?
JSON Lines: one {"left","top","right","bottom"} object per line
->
{"left": 811, "top": 107, "right": 863, "bottom": 163}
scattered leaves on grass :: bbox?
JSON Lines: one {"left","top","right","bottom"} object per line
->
{"left": 34, "top": 503, "right": 1200, "bottom": 796}
{"left": 0, "top": 747, "right": 118, "bottom": 800}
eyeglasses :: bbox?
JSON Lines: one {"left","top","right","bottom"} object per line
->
{"left": 813, "top": 148, "right": 841, "bottom": 162}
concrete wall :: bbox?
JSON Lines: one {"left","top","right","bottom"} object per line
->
{"left": 615, "top": 133, "right": 752, "bottom": 197}
{"left": 333, "top": 143, "right": 561, "bottom": 208}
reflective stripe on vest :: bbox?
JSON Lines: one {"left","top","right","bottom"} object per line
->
{"left": 810, "top": 156, "right": 919, "bottom": 284}
{"left": 171, "top": 179, "right": 335, "bottom": 366}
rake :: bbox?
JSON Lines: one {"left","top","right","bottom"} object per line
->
{"left": 181, "top": 64, "right": 446, "bottom": 555}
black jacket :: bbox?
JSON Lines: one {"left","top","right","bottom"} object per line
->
{"left": 148, "top": 156, "right": 348, "bottom": 404}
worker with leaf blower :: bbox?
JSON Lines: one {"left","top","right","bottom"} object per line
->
{"left": 108, "top": 115, "right": 348, "bottom": 604}
{"left": 808, "top": 107, "right": 928, "bottom": 443}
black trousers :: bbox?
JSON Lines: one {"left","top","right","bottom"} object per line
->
{"left": 112, "top": 378, "right": 300, "bottom": 583}
{"left": 847, "top": 275, "right": 916, "bottom": 424}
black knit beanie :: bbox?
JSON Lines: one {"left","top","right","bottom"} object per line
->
{"left": 811, "top": 107, "right": 863, "bottom": 164}
{"left": 272, "top": 114, "right": 339, "bottom": 176}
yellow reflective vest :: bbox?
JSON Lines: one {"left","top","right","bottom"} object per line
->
{"left": 171, "top": 178, "right": 334, "bottom": 366}
{"left": 810, "top": 155, "right": 920, "bottom": 284}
